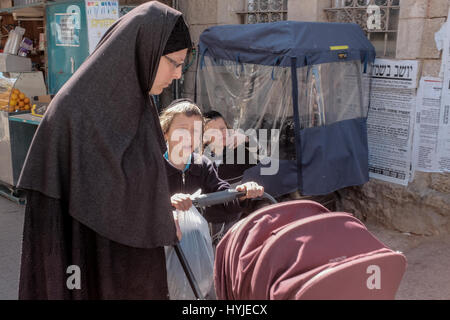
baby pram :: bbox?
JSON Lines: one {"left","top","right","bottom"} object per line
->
{"left": 175, "top": 190, "right": 407, "bottom": 300}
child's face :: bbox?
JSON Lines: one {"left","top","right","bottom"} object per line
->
{"left": 204, "top": 117, "right": 229, "bottom": 148}
{"left": 164, "top": 114, "right": 203, "bottom": 163}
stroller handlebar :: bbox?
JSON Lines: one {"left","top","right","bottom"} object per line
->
{"left": 191, "top": 189, "right": 277, "bottom": 207}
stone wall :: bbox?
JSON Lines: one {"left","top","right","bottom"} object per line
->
{"left": 337, "top": 0, "right": 450, "bottom": 236}
{"left": 288, "top": 0, "right": 330, "bottom": 22}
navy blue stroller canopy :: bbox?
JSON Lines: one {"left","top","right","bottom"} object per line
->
{"left": 198, "top": 21, "right": 375, "bottom": 68}
{"left": 196, "top": 21, "right": 376, "bottom": 197}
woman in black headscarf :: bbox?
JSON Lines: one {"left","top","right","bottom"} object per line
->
{"left": 17, "top": 2, "right": 192, "bottom": 299}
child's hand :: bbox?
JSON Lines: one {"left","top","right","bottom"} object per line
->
{"left": 171, "top": 193, "right": 193, "bottom": 211}
{"left": 236, "top": 182, "right": 264, "bottom": 201}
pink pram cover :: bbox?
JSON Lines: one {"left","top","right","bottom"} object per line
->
{"left": 214, "top": 200, "right": 407, "bottom": 300}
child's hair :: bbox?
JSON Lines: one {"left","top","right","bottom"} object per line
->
{"left": 160, "top": 98, "right": 204, "bottom": 134}
{"left": 203, "top": 110, "right": 230, "bottom": 129}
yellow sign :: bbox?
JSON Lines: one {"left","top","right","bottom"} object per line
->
{"left": 330, "top": 45, "right": 349, "bottom": 51}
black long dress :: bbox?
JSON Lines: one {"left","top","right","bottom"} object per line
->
{"left": 20, "top": 191, "right": 168, "bottom": 299}
{"left": 17, "top": 2, "right": 191, "bottom": 299}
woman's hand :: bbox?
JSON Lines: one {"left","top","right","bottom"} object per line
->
{"left": 236, "top": 182, "right": 264, "bottom": 201}
{"left": 171, "top": 193, "right": 193, "bottom": 211}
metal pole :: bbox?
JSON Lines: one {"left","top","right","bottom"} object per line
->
{"left": 172, "top": 0, "right": 180, "bottom": 100}
{"left": 173, "top": 243, "right": 205, "bottom": 300}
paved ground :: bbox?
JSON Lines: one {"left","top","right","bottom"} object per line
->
{"left": 366, "top": 222, "right": 450, "bottom": 300}
{"left": 1, "top": 194, "right": 449, "bottom": 300}
{"left": 0, "top": 195, "right": 23, "bottom": 300}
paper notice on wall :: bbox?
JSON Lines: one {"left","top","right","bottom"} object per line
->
{"left": 85, "top": 1, "right": 119, "bottom": 54}
{"left": 371, "top": 58, "right": 419, "bottom": 89}
{"left": 54, "top": 13, "right": 81, "bottom": 47}
{"left": 437, "top": 106, "right": 450, "bottom": 172}
{"left": 435, "top": 21, "right": 448, "bottom": 78}
{"left": 437, "top": 33, "right": 450, "bottom": 172}
{"left": 431, "top": 13, "right": 450, "bottom": 172}
{"left": 412, "top": 77, "right": 443, "bottom": 173}
{"left": 413, "top": 15, "right": 450, "bottom": 174}
{"left": 367, "top": 59, "right": 419, "bottom": 186}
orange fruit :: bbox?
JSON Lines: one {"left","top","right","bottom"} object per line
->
{"left": 11, "top": 93, "right": 18, "bottom": 100}
{"left": 9, "top": 99, "right": 17, "bottom": 106}
{"left": 24, "top": 98, "right": 30, "bottom": 104}
{"left": 12, "top": 89, "right": 19, "bottom": 95}
{"left": 19, "top": 93, "right": 25, "bottom": 100}
{"left": 24, "top": 104, "right": 30, "bottom": 110}
{"left": 18, "top": 101, "right": 25, "bottom": 107}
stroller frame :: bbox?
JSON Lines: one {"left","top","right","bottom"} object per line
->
{"left": 173, "top": 189, "right": 277, "bottom": 300}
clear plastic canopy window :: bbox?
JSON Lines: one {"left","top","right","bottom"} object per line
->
{"left": 196, "top": 56, "right": 371, "bottom": 161}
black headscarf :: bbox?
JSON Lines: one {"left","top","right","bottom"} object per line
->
{"left": 18, "top": 2, "right": 191, "bottom": 248}
{"left": 163, "top": 15, "right": 192, "bottom": 55}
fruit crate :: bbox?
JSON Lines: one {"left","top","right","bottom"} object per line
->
{"left": 0, "top": 78, "right": 32, "bottom": 113}
{"left": 0, "top": 71, "right": 46, "bottom": 113}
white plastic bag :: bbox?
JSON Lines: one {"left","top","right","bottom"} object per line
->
{"left": 4, "top": 26, "right": 26, "bottom": 55}
{"left": 165, "top": 206, "right": 214, "bottom": 300}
